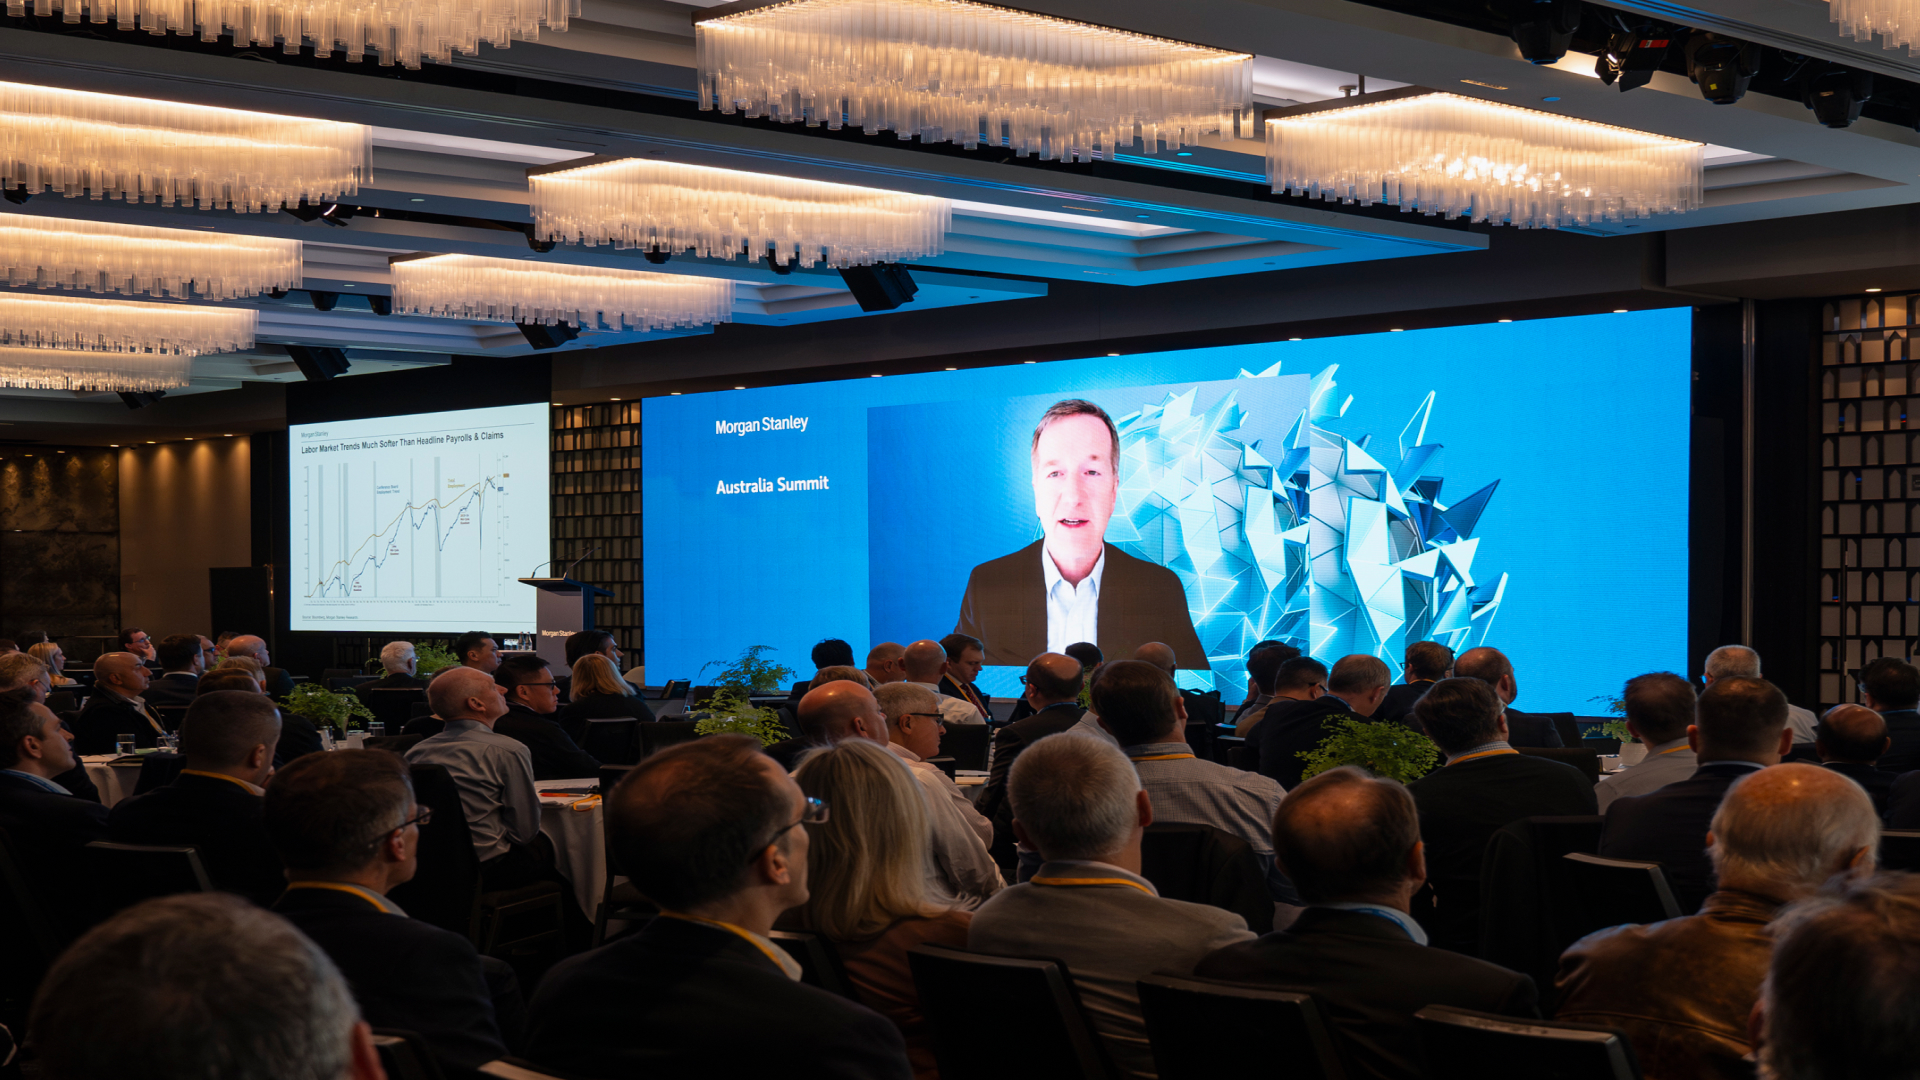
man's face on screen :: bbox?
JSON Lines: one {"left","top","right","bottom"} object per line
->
{"left": 1031, "top": 413, "right": 1117, "bottom": 573}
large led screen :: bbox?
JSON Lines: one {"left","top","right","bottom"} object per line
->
{"left": 644, "top": 310, "right": 1691, "bottom": 709}
{"left": 289, "top": 402, "right": 550, "bottom": 632}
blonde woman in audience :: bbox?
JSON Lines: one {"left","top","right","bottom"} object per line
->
{"left": 556, "top": 652, "right": 656, "bottom": 741}
{"left": 789, "top": 738, "right": 969, "bottom": 1079}
{"left": 29, "top": 642, "right": 74, "bottom": 686}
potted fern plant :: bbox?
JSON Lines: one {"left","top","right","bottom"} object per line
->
{"left": 283, "top": 682, "right": 376, "bottom": 736}
{"left": 1299, "top": 719, "right": 1441, "bottom": 784}
{"left": 690, "top": 645, "right": 795, "bottom": 748}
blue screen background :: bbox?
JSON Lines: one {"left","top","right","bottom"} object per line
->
{"left": 642, "top": 309, "right": 1692, "bottom": 710}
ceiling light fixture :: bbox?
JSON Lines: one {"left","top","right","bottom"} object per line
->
{"left": 0, "top": 217, "right": 302, "bottom": 300}
{"left": 1267, "top": 88, "right": 1703, "bottom": 229}
{"left": 0, "top": 80, "right": 369, "bottom": 212}
{"left": 390, "top": 253, "right": 735, "bottom": 331}
{"left": 528, "top": 158, "right": 949, "bottom": 269}
{"left": 694, "top": 0, "right": 1251, "bottom": 162}
{"left": 0, "top": 294, "right": 253, "bottom": 390}
{"left": 1829, "top": 0, "right": 1920, "bottom": 56}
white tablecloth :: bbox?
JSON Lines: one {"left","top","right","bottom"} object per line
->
{"left": 536, "top": 778, "right": 607, "bottom": 917}
{"left": 80, "top": 756, "right": 148, "bottom": 808}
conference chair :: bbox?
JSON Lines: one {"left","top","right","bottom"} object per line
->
{"left": 1476, "top": 816, "right": 1605, "bottom": 993}
{"left": 131, "top": 752, "right": 186, "bottom": 797}
{"left": 907, "top": 944, "right": 1113, "bottom": 1080}
{"left": 580, "top": 718, "right": 640, "bottom": 765}
{"left": 327, "top": 675, "right": 377, "bottom": 691}
{"left": 1515, "top": 746, "right": 1602, "bottom": 785}
{"left": 369, "top": 1030, "right": 447, "bottom": 1080}
{"left": 363, "top": 688, "right": 429, "bottom": 729}
{"left": 1137, "top": 974, "right": 1346, "bottom": 1080}
{"left": 1880, "top": 830, "right": 1920, "bottom": 872}
{"left": 153, "top": 703, "right": 189, "bottom": 733}
{"left": 941, "top": 722, "right": 990, "bottom": 772}
{"left": 1547, "top": 714, "right": 1584, "bottom": 748}
{"left": 1555, "top": 853, "right": 1682, "bottom": 943}
{"left": 80, "top": 841, "right": 212, "bottom": 924}
{"left": 638, "top": 720, "right": 700, "bottom": 758}
{"left": 769, "top": 930, "right": 856, "bottom": 999}
{"left": 0, "top": 827, "right": 66, "bottom": 1022}
{"left": 655, "top": 679, "right": 690, "bottom": 703}
{"left": 1413, "top": 1006, "right": 1642, "bottom": 1080}
{"left": 44, "top": 690, "right": 77, "bottom": 714}
{"left": 1140, "top": 822, "right": 1275, "bottom": 933}
{"left": 366, "top": 733, "right": 428, "bottom": 755}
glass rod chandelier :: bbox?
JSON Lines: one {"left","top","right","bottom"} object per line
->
{"left": 1266, "top": 89, "right": 1703, "bottom": 230}
{"left": 1829, "top": 0, "right": 1920, "bottom": 54}
{"left": 527, "top": 158, "right": 950, "bottom": 268}
{"left": 1, "top": 216, "right": 302, "bottom": 300}
{"left": 2, "top": 0, "right": 577, "bottom": 69}
{"left": 695, "top": 0, "right": 1252, "bottom": 161}
{"left": 0, "top": 294, "right": 256, "bottom": 391}
{"left": 391, "top": 254, "right": 737, "bottom": 332}
{"left": 0, "top": 80, "right": 370, "bottom": 212}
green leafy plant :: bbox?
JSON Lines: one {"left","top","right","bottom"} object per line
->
{"left": 283, "top": 682, "right": 376, "bottom": 734}
{"left": 1598, "top": 719, "right": 1636, "bottom": 744}
{"left": 413, "top": 642, "right": 460, "bottom": 676}
{"left": 1588, "top": 693, "right": 1626, "bottom": 717}
{"left": 1299, "top": 718, "right": 1441, "bottom": 785}
{"left": 690, "top": 646, "right": 797, "bottom": 747}
{"left": 699, "top": 644, "right": 795, "bottom": 694}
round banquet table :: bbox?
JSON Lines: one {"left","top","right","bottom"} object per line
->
{"left": 80, "top": 755, "right": 150, "bottom": 808}
{"left": 536, "top": 778, "right": 608, "bottom": 918}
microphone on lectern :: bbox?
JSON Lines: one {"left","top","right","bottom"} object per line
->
{"left": 560, "top": 544, "right": 602, "bottom": 582}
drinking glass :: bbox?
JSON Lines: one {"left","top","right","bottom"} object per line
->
{"left": 319, "top": 727, "right": 335, "bottom": 751}
{"left": 159, "top": 734, "right": 179, "bottom": 753}
{"left": 115, "top": 735, "right": 135, "bottom": 756}
{"left": 367, "top": 723, "right": 386, "bottom": 738}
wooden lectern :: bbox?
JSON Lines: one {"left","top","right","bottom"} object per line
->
{"left": 517, "top": 577, "right": 615, "bottom": 667}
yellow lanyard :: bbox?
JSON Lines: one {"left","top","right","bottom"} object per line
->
{"left": 1449, "top": 748, "right": 1520, "bottom": 765}
{"left": 1029, "top": 875, "right": 1156, "bottom": 896}
{"left": 1129, "top": 753, "right": 1195, "bottom": 761}
{"left": 284, "top": 881, "right": 392, "bottom": 912}
{"left": 658, "top": 911, "right": 791, "bottom": 972}
{"left": 179, "top": 769, "right": 258, "bottom": 794}
{"left": 1657, "top": 744, "right": 1690, "bottom": 755}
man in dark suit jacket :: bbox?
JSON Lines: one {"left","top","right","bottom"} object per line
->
{"left": 106, "top": 691, "right": 285, "bottom": 905}
{"left": 72, "top": 651, "right": 169, "bottom": 753}
{"left": 975, "top": 653, "right": 1086, "bottom": 861}
{"left": 493, "top": 654, "right": 600, "bottom": 781}
{"left": 1408, "top": 678, "right": 1597, "bottom": 953}
{"left": 266, "top": 749, "right": 511, "bottom": 1076}
{"left": 525, "top": 733, "right": 910, "bottom": 1079}
{"left": 1857, "top": 656, "right": 1920, "bottom": 773}
{"left": 951, "top": 400, "right": 1204, "bottom": 669}
{"left": 1375, "top": 640, "right": 1455, "bottom": 729}
{"left": 141, "top": 635, "right": 206, "bottom": 708}
{"left": 1601, "top": 675, "right": 1794, "bottom": 914}
{"left": 1197, "top": 765, "right": 1537, "bottom": 1079}
{"left": 1813, "top": 704, "right": 1896, "bottom": 815}
{"left": 938, "top": 634, "right": 994, "bottom": 721}
{"left": 0, "top": 690, "right": 110, "bottom": 937}
{"left": 1254, "top": 655, "right": 1393, "bottom": 791}
{"left": 1453, "top": 647, "right": 1564, "bottom": 748}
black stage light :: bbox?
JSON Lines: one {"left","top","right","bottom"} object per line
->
{"left": 764, "top": 252, "right": 794, "bottom": 276}
{"left": 117, "top": 390, "right": 166, "bottom": 409}
{"left": 1807, "top": 67, "right": 1873, "bottom": 128}
{"left": 308, "top": 290, "right": 340, "bottom": 312}
{"left": 1505, "top": 0, "right": 1583, "bottom": 65}
{"left": 1686, "top": 32, "right": 1761, "bottom": 104}
{"left": 1596, "top": 31, "right": 1630, "bottom": 84}
{"left": 1614, "top": 31, "right": 1672, "bottom": 92}
{"left": 526, "top": 233, "right": 556, "bottom": 253}
{"left": 366, "top": 294, "right": 392, "bottom": 316}
{"left": 643, "top": 246, "right": 672, "bottom": 264}
{"left": 838, "top": 262, "right": 919, "bottom": 312}
{"left": 517, "top": 322, "right": 581, "bottom": 350}
{"left": 286, "top": 345, "right": 351, "bottom": 382}
{"left": 2, "top": 186, "right": 31, "bottom": 205}
{"left": 281, "top": 200, "right": 352, "bottom": 226}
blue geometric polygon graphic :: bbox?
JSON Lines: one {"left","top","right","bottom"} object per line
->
{"left": 1107, "top": 362, "right": 1506, "bottom": 697}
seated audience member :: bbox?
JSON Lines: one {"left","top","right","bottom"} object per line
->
{"left": 105, "top": 690, "right": 284, "bottom": 904}
{"left": 937, "top": 633, "right": 992, "bottom": 720}
{"left": 72, "top": 651, "right": 166, "bottom": 753}
{"left": 1704, "top": 644, "right": 1820, "bottom": 748}
{"left": 811, "top": 664, "right": 873, "bottom": 690}
{"left": 864, "top": 642, "right": 908, "bottom": 687}
{"left": 211, "top": 654, "right": 266, "bottom": 682}
{"left": 1751, "top": 874, "right": 1920, "bottom": 1080}
{"left": 143, "top": 634, "right": 206, "bottom": 707}
{"left": 1197, "top": 767, "right": 1537, "bottom": 1079}
{"left": 554, "top": 652, "right": 655, "bottom": 742}
{"left": 790, "top": 738, "right": 972, "bottom": 1077}
{"left": 1595, "top": 672, "right": 1700, "bottom": 811}
{"left": 970, "top": 733, "right": 1254, "bottom": 1078}
{"left": 451, "top": 631, "right": 501, "bottom": 676}
{"left": 225, "top": 635, "right": 295, "bottom": 698}
{"left": 1231, "top": 641, "right": 1298, "bottom": 728}
{"left": 1374, "top": 640, "right": 1454, "bottom": 729}
{"left": 1131, "top": 641, "right": 1177, "bottom": 677}
{"left": 1066, "top": 640, "right": 1104, "bottom": 673}
{"left": 1452, "top": 647, "right": 1564, "bottom": 747}
{"left": 29, "top": 892, "right": 384, "bottom": 1080}
{"left": 526, "top": 735, "right": 911, "bottom": 1078}
{"left": 812, "top": 637, "right": 858, "bottom": 672}
{"left": 267, "top": 750, "right": 511, "bottom": 1075}
{"left": 1601, "top": 676, "right": 1792, "bottom": 914}
{"left": 361, "top": 640, "right": 430, "bottom": 692}
{"left": 1236, "top": 654, "right": 1325, "bottom": 737}
{"left": 1855, "top": 655, "right": 1920, "bottom": 773}
{"left": 0, "top": 689, "right": 108, "bottom": 933}
{"left": 1255, "top": 654, "right": 1391, "bottom": 790}
{"left": 493, "top": 653, "right": 600, "bottom": 781}
{"left": 119, "top": 627, "right": 157, "bottom": 663}
{"left": 206, "top": 657, "right": 323, "bottom": 765}
{"left": 1888, "top": 767, "right": 1920, "bottom": 828}
{"left": 0, "top": 656, "right": 94, "bottom": 801}
{"left": 213, "top": 630, "right": 237, "bottom": 654}
{"left": 28, "top": 640, "right": 74, "bottom": 686}
{"left": 974, "top": 653, "right": 1086, "bottom": 848}
{"left": 406, "top": 667, "right": 547, "bottom": 890}
{"left": 1814, "top": 704, "right": 1895, "bottom": 815}
{"left": 874, "top": 682, "right": 1003, "bottom": 907}
{"left": 199, "top": 668, "right": 265, "bottom": 695}
{"left": 904, "top": 639, "right": 984, "bottom": 725}
{"left": 1094, "top": 660, "right": 1294, "bottom": 903}
{"left": 1408, "top": 678, "right": 1596, "bottom": 952}
{"left": 1557, "top": 764, "right": 1877, "bottom": 1078}
{"left": 563, "top": 629, "right": 627, "bottom": 680}
{"left": 761, "top": 667, "right": 879, "bottom": 769}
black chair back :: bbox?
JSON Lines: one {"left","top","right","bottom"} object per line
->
{"left": 1182, "top": 722, "right": 1217, "bottom": 764}
{"left": 365, "top": 733, "right": 427, "bottom": 755}
{"left": 769, "top": 930, "right": 856, "bottom": 998}
{"left": 0, "top": 826, "right": 65, "bottom": 1013}
{"left": 581, "top": 718, "right": 640, "bottom": 765}
{"left": 81, "top": 841, "right": 212, "bottom": 922}
{"left": 322, "top": 667, "right": 363, "bottom": 683}
{"left": 153, "top": 704, "right": 189, "bottom": 732}
{"left": 363, "top": 688, "right": 429, "bottom": 728}
{"left": 1414, "top": 1005, "right": 1642, "bottom": 1079}
{"left": 328, "top": 675, "right": 377, "bottom": 691}
{"left": 132, "top": 752, "right": 186, "bottom": 796}
{"left": 45, "top": 690, "right": 77, "bottom": 714}
{"left": 1545, "top": 713, "right": 1583, "bottom": 748}
{"left": 369, "top": 1030, "right": 447, "bottom": 1080}
{"left": 597, "top": 764, "right": 634, "bottom": 794}
{"left": 1557, "top": 853, "right": 1682, "bottom": 942}
{"left": 688, "top": 685, "right": 721, "bottom": 708}
{"left": 942, "top": 722, "right": 990, "bottom": 772}
{"left": 1515, "top": 746, "right": 1601, "bottom": 785}
{"left": 1139, "top": 822, "right": 1274, "bottom": 934}
{"left": 387, "top": 764, "right": 481, "bottom": 937}
{"left": 1478, "top": 816, "right": 1605, "bottom": 1000}
{"left": 907, "top": 944, "right": 1112, "bottom": 1080}
{"left": 1179, "top": 689, "right": 1224, "bottom": 731}
{"left": 656, "top": 679, "right": 690, "bottom": 702}
{"left": 1137, "top": 973, "right": 1346, "bottom": 1080}
{"left": 639, "top": 720, "right": 701, "bottom": 758}
{"left": 1880, "top": 830, "right": 1920, "bottom": 872}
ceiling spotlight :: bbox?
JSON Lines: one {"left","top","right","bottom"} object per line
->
{"left": 1598, "top": 28, "right": 1673, "bottom": 92}
{"left": 1504, "top": 0, "right": 1584, "bottom": 65}
{"left": 1806, "top": 66, "right": 1872, "bottom": 128}
{"left": 282, "top": 200, "right": 353, "bottom": 227}
{"left": 308, "top": 290, "right": 340, "bottom": 312}
{"left": 1867, "top": 287, "right": 1884, "bottom": 293}
{"left": 1499, "top": 318, "right": 1513, "bottom": 322}
{"left": 643, "top": 246, "right": 672, "bottom": 265}
{"left": 1613, "top": 308, "right": 1629, "bottom": 312}
{"left": 1685, "top": 32, "right": 1761, "bottom": 104}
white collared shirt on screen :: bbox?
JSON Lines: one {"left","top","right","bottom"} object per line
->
{"left": 1044, "top": 544, "right": 1105, "bottom": 655}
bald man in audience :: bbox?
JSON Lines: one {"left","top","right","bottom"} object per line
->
{"left": 1813, "top": 704, "right": 1895, "bottom": 815}
{"left": 864, "top": 642, "right": 907, "bottom": 687}
{"left": 72, "top": 651, "right": 167, "bottom": 754}
{"left": 406, "top": 667, "right": 550, "bottom": 891}
{"left": 225, "top": 635, "right": 296, "bottom": 698}
{"left": 1255, "top": 654, "right": 1394, "bottom": 790}
{"left": 106, "top": 690, "right": 285, "bottom": 904}
{"left": 1555, "top": 764, "right": 1879, "bottom": 1078}
{"left": 1452, "top": 646, "right": 1563, "bottom": 748}
{"left": 875, "top": 681, "right": 1004, "bottom": 907}
{"left": 903, "top": 639, "right": 984, "bottom": 726}
{"left": 1703, "top": 644, "right": 1820, "bottom": 748}
{"left": 1132, "top": 642, "right": 1177, "bottom": 676}
{"left": 975, "top": 652, "right": 1088, "bottom": 863}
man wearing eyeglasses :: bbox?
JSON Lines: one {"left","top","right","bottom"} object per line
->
{"left": 875, "top": 682, "right": 1003, "bottom": 909}
{"left": 492, "top": 653, "right": 601, "bottom": 781}
{"left": 527, "top": 735, "right": 911, "bottom": 1079}
{"left": 268, "top": 748, "right": 512, "bottom": 1078}
{"left": 117, "top": 627, "right": 157, "bottom": 665}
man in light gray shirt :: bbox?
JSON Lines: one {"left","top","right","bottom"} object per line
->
{"left": 1597, "top": 672, "right": 1699, "bottom": 811}
{"left": 406, "top": 666, "right": 545, "bottom": 890}
{"left": 1703, "top": 645, "right": 1818, "bottom": 746}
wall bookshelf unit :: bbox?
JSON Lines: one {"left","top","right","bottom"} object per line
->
{"left": 551, "top": 403, "right": 642, "bottom": 660}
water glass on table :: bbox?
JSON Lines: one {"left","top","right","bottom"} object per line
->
{"left": 366, "top": 723, "right": 385, "bottom": 738}
{"left": 159, "top": 734, "right": 179, "bottom": 753}
{"left": 115, "top": 734, "right": 135, "bottom": 757}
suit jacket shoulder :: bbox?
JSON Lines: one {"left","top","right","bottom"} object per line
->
{"left": 275, "top": 712, "right": 324, "bottom": 767}
{"left": 1096, "top": 545, "right": 1207, "bottom": 669}
{"left": 495, "top": 708, "right": 602, "bottom": 781}
{"left": 955, "top": 540, "right": 1048, "bottom": 666}
{"left": 106, "top": 774, "right": 283, "bottom": 904}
